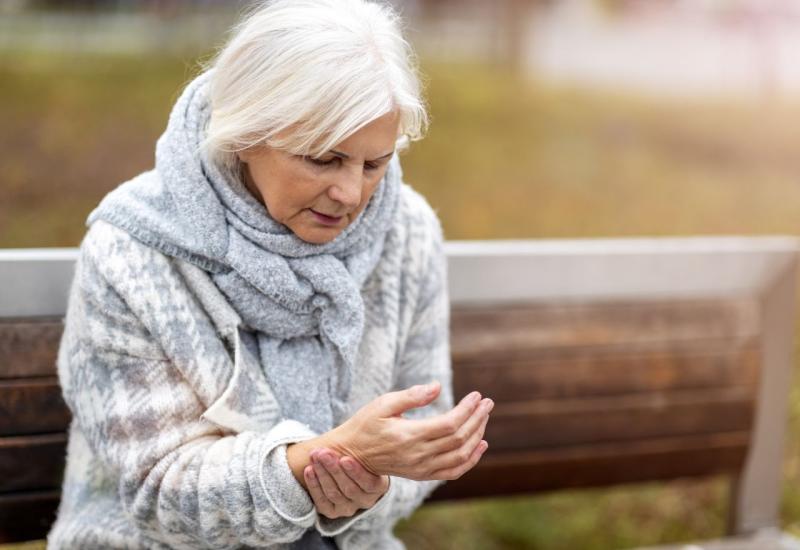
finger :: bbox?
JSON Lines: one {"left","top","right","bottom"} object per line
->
{"left": 312, "top": 452, "right": 347, "bottom": 504}
{"left": 430, "top": 439, "right": 488, "bottom": 481}
{"left": 316, "top": 451, "right": 367, "bottom": 503}
{"left": 427, "top": 398, "right": 493, "bottom": 454}
{"left": 426, "top": 412, "right": 489, "bottom": 474}
{"left": 375, "top": 381, "right": 442, "bottom": 417}
{"left": 412, "top": 392, "right": 486, "bottom": 441}
{"left": 340, "top": 456, "right": 386, "bottom": 494}
{"left": 304, "top": 465, "right": 336, "bottom": 518}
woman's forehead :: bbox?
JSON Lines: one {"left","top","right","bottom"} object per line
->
{"left": 325, "top": 111, "right": 400, "bottom": 156}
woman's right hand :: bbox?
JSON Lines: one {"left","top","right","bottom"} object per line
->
{"left": 327, "top": 382, "right": 493, "bottom": 481}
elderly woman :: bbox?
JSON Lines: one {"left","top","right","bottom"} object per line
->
{"left": 47, "top": 1, "right": 492, "bottom": 549}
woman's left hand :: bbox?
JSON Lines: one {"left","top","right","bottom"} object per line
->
{"left": 304, "top": 447, "right": 390, "bottom": 519}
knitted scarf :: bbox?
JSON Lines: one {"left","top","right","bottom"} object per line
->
{"left": 86, "top": 70, "right": 401, "bottom": 435}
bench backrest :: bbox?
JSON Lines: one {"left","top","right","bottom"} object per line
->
{"left": 0, "top": 237, "right": 797, "bottom": 543}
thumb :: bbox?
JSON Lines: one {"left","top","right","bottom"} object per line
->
{"left": 378, "top": 381, "right": 441, "bottom": 417}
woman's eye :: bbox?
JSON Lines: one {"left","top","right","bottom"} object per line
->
{"left": 364, "top": 162, "right": 379, "bottom": 171}
{"left": 304, "top": 156, "right": 336, "bottom": 167}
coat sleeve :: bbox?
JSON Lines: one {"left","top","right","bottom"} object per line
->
{"left": 56, "top": 225, "right": 320, "bottom": 549}
{"left": 315, "top": 208, "right": 455, "bottom": 539}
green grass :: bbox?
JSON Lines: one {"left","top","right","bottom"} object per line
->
{"left": 395, "top": 479, "right": 729, "bottom": 550}
{"left": 4, "top": 51, "right": 800, "bottom": 549}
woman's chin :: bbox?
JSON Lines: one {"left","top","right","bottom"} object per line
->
{"left": 293, "top": 226, "right": 344, "bottom": 245}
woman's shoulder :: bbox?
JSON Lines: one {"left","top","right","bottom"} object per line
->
{"left": 397, "top": 182, "right": 446, "bottom": 253}
{"left": 395, "top": 183, "right": 447, "bottom": 287}
{"left": 78, "top": 218, "right": 180, "bottom": 294}
{"left": 81, "top": 217, "right": 161, "bottom": 263}
{"left": 81, "top": 168, "right": 161, "bottom": 256}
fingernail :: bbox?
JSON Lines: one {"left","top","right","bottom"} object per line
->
{"left": 483, "top": 399, "right": 494, "bottom": 412}
{"left": 342, "top": 459, "right": 355, "bottom": 471}
{"left": 469, "top": 392, "right": 481, "bottom": 404}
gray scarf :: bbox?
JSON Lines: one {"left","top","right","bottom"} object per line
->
{"left": 87, "top": 70, "right": 401, "bottom": 435}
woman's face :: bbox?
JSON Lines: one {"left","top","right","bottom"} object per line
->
{"left": 238, "top": 110, "right": 400, "bottom": 244}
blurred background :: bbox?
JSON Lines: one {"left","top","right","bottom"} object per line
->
{"left": 3, "top": 0, "right": 800, "bottom": 548}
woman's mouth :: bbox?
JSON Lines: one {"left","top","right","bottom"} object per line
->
{"left": 310, "top": 209, "right": 343, "bottom": 225}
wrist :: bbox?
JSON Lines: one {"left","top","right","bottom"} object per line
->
{"left": 325, "top": 423, "right": 352, "bottom": 456}
{"left": 285, "top": 430, "right": 347, "bottom": 488}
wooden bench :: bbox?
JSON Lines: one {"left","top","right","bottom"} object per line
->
{"left": 1, "top": 237, "right": 799, "bottom": 548}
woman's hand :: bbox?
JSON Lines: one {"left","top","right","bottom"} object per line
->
{"left": 328, "top": 381, "right": 492, "bottom": 481}
{"left": 303, "top": 447, "right": 390, "bottom": 519}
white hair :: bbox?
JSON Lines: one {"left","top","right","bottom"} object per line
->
{"left": 200, "top": 0, "right": 428, "bottom": 173}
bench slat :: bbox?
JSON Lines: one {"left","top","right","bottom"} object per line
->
{"left": 638, "top": 532, "right": 800, "bottom": 549}
{"left": 0, "top": 319, "right": 62, "bottom": 378}
{"left": 0, "top": 490, "right": 60, "bottom": 543}
{"left": 484, "top": 388, "right": 755, "bottom": 451}
{"left": 0, "top": 378, "right": 71, "bottom": 435}
{"left": 0, "top": 434, "right": 67, "bottom": 492}
{"left": 429, "top": 431, "right": 750, "bottom": 501}
{"left": 450, "top": 299, "right": 760, "bottom": 359}
{"left": 454, "top": 342, "right": 760, "bottom": 401}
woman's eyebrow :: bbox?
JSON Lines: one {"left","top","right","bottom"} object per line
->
{"left": 329, "top": 150, "right": 395, "bottom": 161}
{"left": 371, "top": 151, "right": 395, "bottom": 161}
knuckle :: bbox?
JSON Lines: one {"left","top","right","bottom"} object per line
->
{"left": 441, "top": 438, "right": 460, "bottom": 453}
{"left": 375, "top": 394, "right": 391, "bottom": 410}
{"left": 441, "top": 418, "right": 459, "bottom": 435}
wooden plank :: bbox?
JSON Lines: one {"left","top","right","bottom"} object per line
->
{"left": 637, "top": 531, "right": 800, "bottom": 549}
{"left": 0, "top": 434, "right": 67, "bottom": 492}
{"left": 0, "top": 490, "right": 60, "bottom": 544}
{"left": 450, "top": 299, "right": 761, "bottom": 360}
{"left": 429, "top": 432, "right": 750, "bottom": 501}
{"left": 0, "top": 319, "right": 63, "bottom": 378}
{"left": 0, "top": 378, "right": 70, "bottom": 435}
{"left": 483, "top": 388, "right": 755, "bottom": 451}
{"left": 453, "top": 343, "right": 760, "bottom": 401}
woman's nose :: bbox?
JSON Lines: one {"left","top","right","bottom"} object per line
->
{"left": 328, "top": 169, "right": 362, "bottom": 209}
